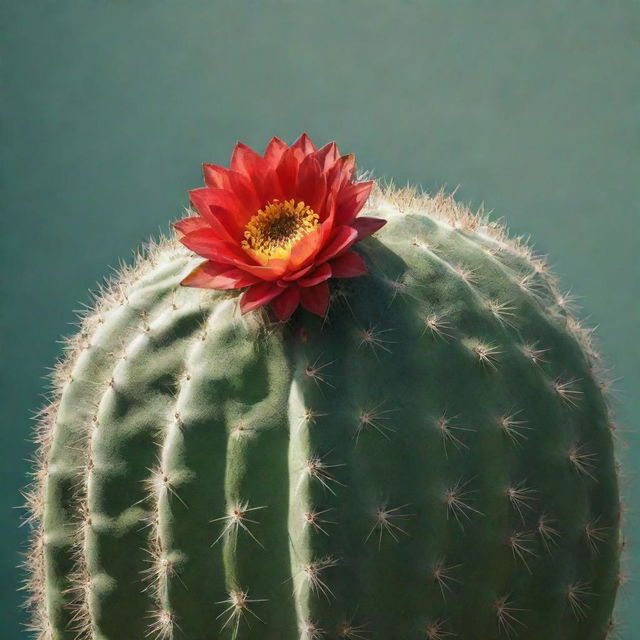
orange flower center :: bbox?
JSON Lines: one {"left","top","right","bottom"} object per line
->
{"left": 241, "top": 199, "right": 319, "bottom": 260}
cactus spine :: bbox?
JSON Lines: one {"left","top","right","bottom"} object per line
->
{"left": 24, "top": 183, "right": 623, "bottom": 639}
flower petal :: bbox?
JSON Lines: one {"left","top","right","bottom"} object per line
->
{"left": 270, "top": 285, "right": 301, "bottom": 321}
{"left": 202, "top": 163, "right": 231, "bottom": 189}
{"left": 297, "top": 262, "right": 332, "bottom": 287}
{"left": 276, "top": 147, "right": 301, "bottom": 193}
{"left": 295, "top": 155, "right": 327, "bottom": 215}
{"left": 233, "top": 258, "right": 289, "bottom": 281}
{"left": 240, "top": 281, "right": 284, "bottom": 314}
{"left": 226, "top": 170, "right": 262, "bottom": 213}
{"left": 319, "top": 190, "right": 337, "bottom": 242}
{"left": 281, "top": 263, "right": 315, "bottom": 282}
{"left": 172, "top": 216, "right": 209, "bottom": 237}
{"left": 335, "top": 181, "right": 375, "bottom": 225}
{"left": 287, "top": 227, "right": 324, "bottom": 271}
{"left": 329, "top": 250, "right": 368, "bottom": 277}
{"left": 180, "top": 261, "right": 260, "bottom": 289}
{"left": 351, "top": 216, "right": 387, "bottom": 240}
{"left": 263, "top": 136, "right": 288, "bottom": 166}
{"left": 188, "top": 187, "right": 246, "bottom": 240}
{"left": 255, "top": 168, "right": 285, "bottom": 205}
{"left": 291, "top": 132, "right": 318, "bottom": 155}
{"left": 327, "top": 153, "right": 356, "bottom": 191}
{"left": 189, "top": 187, "right": 242, "bottom": 217}
{"left": 315, "top": 225, "right": 358, "bottom": 263}
{"left": 315, "top": 141, "right": 340, "bottom": 171}
{"left": 179, "top": 228, "right": 250, "bottom": 265}
{"left": 230, "top": 141, "right": 267, "bottom": 177}
{"left": 300, "top": 281, "right": 330, "bottom": 317}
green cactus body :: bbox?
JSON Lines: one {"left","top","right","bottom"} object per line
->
{"left": 25, "top": 184, "right": 622, "bottom": 640}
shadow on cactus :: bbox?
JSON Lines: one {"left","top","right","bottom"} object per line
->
{"left": 23, "top": 134, "right": 624, "bottom": 639}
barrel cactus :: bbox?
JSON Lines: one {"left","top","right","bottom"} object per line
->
{"left": 24, "top": 134, "right": 624, "bottom": 640}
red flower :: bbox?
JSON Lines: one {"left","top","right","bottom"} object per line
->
{"left": 174, "top": 133, "right": 386, "bottom": 321}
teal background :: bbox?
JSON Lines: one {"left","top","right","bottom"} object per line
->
{"left": 1, "top": 1, "right": 638, "bottom": 637}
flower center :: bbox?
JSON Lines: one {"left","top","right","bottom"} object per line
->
{"left": 241, "top": 199, "right": 319, "bottom": 260}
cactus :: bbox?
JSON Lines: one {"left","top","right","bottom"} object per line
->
{"left": 24, "top": 181, "right": 623, "bottom": 640}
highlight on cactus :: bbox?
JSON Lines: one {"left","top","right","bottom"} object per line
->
{"left": 23, "top": 133, "right": 625, "bottom": 639}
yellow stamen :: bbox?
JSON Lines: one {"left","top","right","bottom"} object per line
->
{"left": 241, "top": 199, "right": 319, "bottom": 260}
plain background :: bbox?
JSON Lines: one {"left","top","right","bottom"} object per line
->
{"left": 1, "top": 1, "right": 638, "bottom": 637}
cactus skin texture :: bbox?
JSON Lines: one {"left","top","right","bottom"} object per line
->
{"left": 24, "top": 183, "right": 623, "bottom": 640}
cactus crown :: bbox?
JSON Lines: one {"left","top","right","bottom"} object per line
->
{"left": 23, "top": 180, "right": 624, "bottom": 640}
